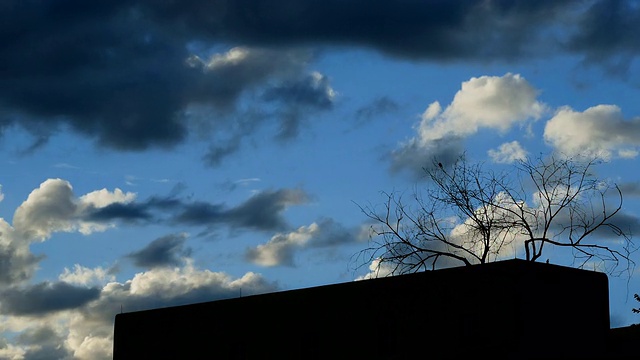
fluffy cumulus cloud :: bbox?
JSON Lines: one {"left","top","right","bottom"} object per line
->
{"left": 67, "top": 263, "right": 276, "bottom": 360}
{"left": 392, "top": 73, "right": 545, "bottom": 175}
{"left": 0, "top": 179, "right": 301, "bottom": 358}
{"left": 544, "top": 104, "right": 640, "bottom": 159}
{"left": 488, "top": 141, "right": 528, "bottom": 164}
{"left": 418, "top": 73, "right": 545, "bottom": 142}
{"left": 0, "top": 179, "right": 132, "bottom": 287}
{"left": 355, "top": 258, "right": 395, "bottom": 280}
{"left": 0, "top": 261, "right": 278, "bottom": 360}
{"left": 12, "top": 179, "right": 136, "bottom": 241}
{"left": 59, "top": 265, "right": 116, "bottom": 287}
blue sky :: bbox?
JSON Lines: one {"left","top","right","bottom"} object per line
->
{"left": 2, "top": 1, "right": 640, "bottom": 358}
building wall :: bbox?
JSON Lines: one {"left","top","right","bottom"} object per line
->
{"left": 113, "top": 259, "right": 610, "bottom": 359}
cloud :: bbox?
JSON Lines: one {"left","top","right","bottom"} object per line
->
{"left": 186, "top": 46, "right": 312, "bottom": 108}
{"left": 0, "top": 180, "right": 133, "bottom": 286}
{"left": 202, "top": 134, "right": 244, "bottom": 167}
{"left": 391, "top": 73, "right": 544, "bottom": 176}
{"left": 354, "top": 258, "right": 395, "bottom": 280}
{"left": 0, "top": 1, "right": 313, "bottom": 154}
{"left": 488, "top": 141, "right": 528, "bottom": 164}
{"left": 0, "top": 261, "right": 279, "bottom": 360}
{"left": 0, "top": 223, "right": 42, "bottom": 286}
{"left": 17, "top": 326, "right": 71, "bottom": 360}
{"left": 64, "top": 262, "right": 278, "bottom": 359}
{"left": 0, "top": 282, "right": 100, "bottom": 316}
{"left": 544, "top": 104, "right": 640, "bottom": 159}
{"left": 126, "top": 233, "right": 191, "bottom": 269}
{"left": 355, "top": 96, "right": 400, "bottom": 123}
{"left": 262, "top": 71, "right": 337, "bottom": 140}
{"left": 12, "top": 179, "right": 136, "bottom": 241}
{"left": 390, "top": 135, "right": 465, "bottom": 178}
{"left": 219, "top": 188, "right": 310, "bottom": 231}
{"left": 59, "top": 265, "right": 116, "bottom": 287}
{"left": 566, "top": 0, "right": 640, "bottom": 74}
{"left": 246, "top": 218, "right": 358, "bottom": 267}
{"left": 2, "top": 1, "right": 638, "bottom": 165}
{"left": 417, "top": 73, "right": 545, "bottom": 142}
{"left": 618, "top": 182, "right": 640, "bottom": 197}
{"left": 142, "top": 1, "right": 580, "bottom": 60}
{"left": 246, "top": 224, "right": 318, "bottom": 267}
{"left": 262, "top": 71, "right": 336, "bottom": 110}
{"left": 84, "top": 187, "right": 310, "bottom": 233}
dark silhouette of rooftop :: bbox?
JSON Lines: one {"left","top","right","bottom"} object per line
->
{"left": 113, "top": 259, "right": 637, "bottom": 359}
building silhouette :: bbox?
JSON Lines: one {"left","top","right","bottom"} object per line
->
{"left": 113, "top": 259, "right": 637, "bottom": 359}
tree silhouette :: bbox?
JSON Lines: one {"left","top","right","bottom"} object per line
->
{"left": 355, "top": 153, "right": 636, "bottom": 276}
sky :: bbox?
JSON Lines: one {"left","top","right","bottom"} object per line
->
{"left": 2, "top": 0, "right": 640, "bottom": 358}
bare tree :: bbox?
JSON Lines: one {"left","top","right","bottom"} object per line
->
{"left": 355, "top": 154, "right": 636, "bottom": 276}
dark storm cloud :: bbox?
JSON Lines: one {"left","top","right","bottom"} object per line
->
{"left": 0, "top": 282, "right": 100, "bottom": 316}
{"left": 126, "top": 233, "right": 191, "bottom": 268}
{"left": 143, "top": 0, "right": 574, "bottom": 60}
{"left": 85, "top": 188, "right": 310, "bottom": 232}
{"left": 0, "top": 2, "right": 312, "bottom": 152}
{"left": 262, "top": 72, "right": 335, "bottom": 110}
{"left": 0, "top": 1, "right": 193, "bottom": 150}
{"left": 3, "top": 1, "right": 637, "bottom": 154}
{"left": 567, "top": 0, "right": 640, "bottom": 72}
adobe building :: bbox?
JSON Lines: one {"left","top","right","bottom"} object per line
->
{"left": 113, "top": 259, "right": 625, "bottom": 359}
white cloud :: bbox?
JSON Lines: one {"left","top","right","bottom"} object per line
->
{"left": 392, "top": 73, "right": 546, "bottom": 175}
{"left": 0, "top": 262, "right": 278, "bottom": 360}
{"left": 417, "top": 73, "right": 546, "bottom": 144}
{"left": 63, "top": 262, "right": 276, "bottom": 360}
{"left": 12, "top": 179, "right": 136, "bottom": 241}
{"left": 488, "top": 141, "right": 528, "bottom": 163}
{"left": 78, "top": 187, "right": 136, "bottom": 210}
{"left": 12, "top": 179, "right": 77, "bottom": 240}
{"left": 355, "top": 258, "right": 395, "bottom": 280}
{"left": 0, "top": 343, "right": 26, "bottom": 360}
{"left": 544, "top": 105, "right": 640, "bottom": 159}
{"left": 59, "top": 265, "right": 116, "bottom": 287}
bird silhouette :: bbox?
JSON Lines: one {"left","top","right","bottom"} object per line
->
{"left": 438, "top": 162, "right": 443, "bottom": 168}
